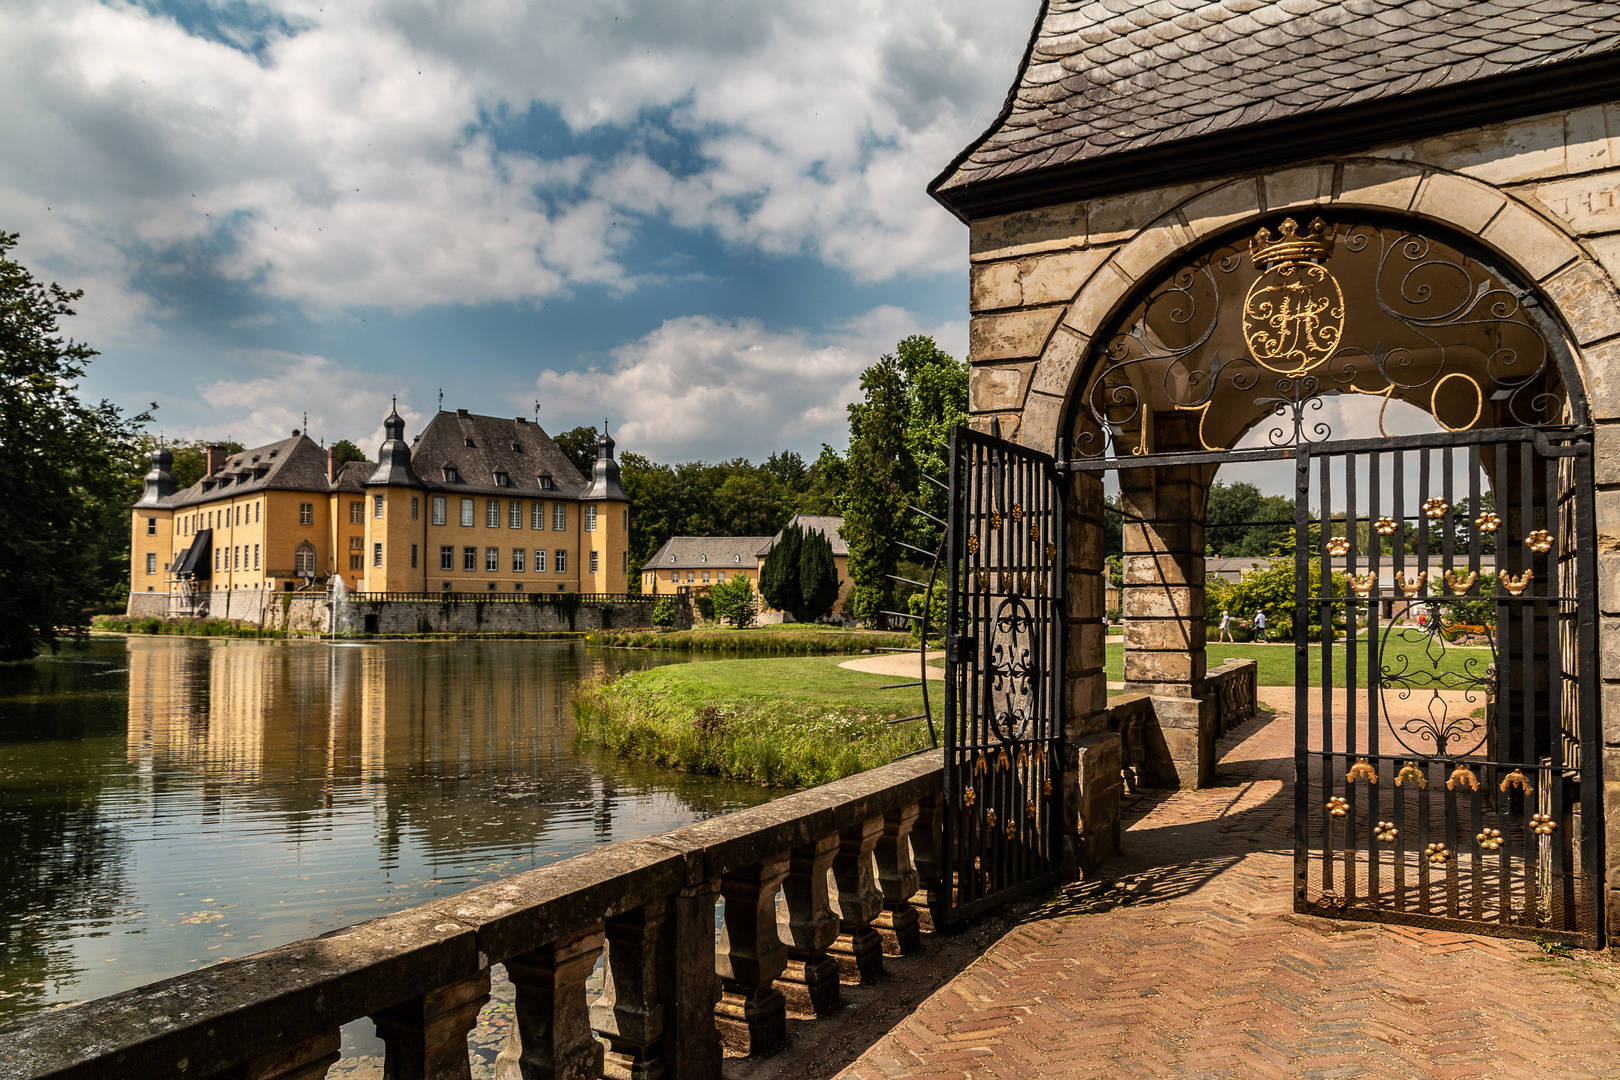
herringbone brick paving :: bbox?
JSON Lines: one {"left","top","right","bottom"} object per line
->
{"left": 838, "top": 705, "right": 1620, "bottom": 1080}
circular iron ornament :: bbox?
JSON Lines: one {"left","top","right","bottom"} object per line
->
{"left": 987, "top": 595, "right": 1037, "bottom": 743}
{"left": 1379, "top": 623, "right": 1492, "bottom": 760}
{"left": 1243, "top": 218, "right": 1343, "bottom": 375}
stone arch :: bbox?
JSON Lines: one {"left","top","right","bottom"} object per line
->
{"left": 1014, "top": 159, "right": 1620, "bottom": 458}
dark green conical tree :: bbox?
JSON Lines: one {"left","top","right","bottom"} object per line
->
{"left": 798, "top": 527, "right": 839, "bottom": 624}
{"left": 759, "top": 523, "right": 804, "bottom": 618}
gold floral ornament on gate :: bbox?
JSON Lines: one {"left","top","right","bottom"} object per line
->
{"left": 1349, "top": 572, "right": 1376, "bottom": 597}
{"left": 1444, "top": 569, "right": 1478, "bottom": 595}
{"left": 1346, "top": 758, "right": 1378, "bottom": 784}
{"left": 1375, "top": 516, "right": 1399, "bottom": 536}
{"left": 1244, "top": 217, "right": 1343, "bottom": 375}
{"left": 1326, "top": 537, "right": 1350, "bottom": 557}
{"left": 1476, "top": 828, "right": 1504, "bottom": 851}
{"left": 1446, "top": 763, "right": 1480, "bottom": 792}
{"left": 1374, "top": 821, "right": 1399, "bottom": 843}
{"left": 962, "top": 786, "right": 977, "bottom": 808}
{"left": 1524, "top": 529, "right": 1553, "bottom": 553}
{"left": 1499, "top": 768, "right": 1533, "bottom": 794}
{"left": 966, "top": 535, "right": 979, "bottom": 556}
{"left": 1425, "top": 842, "right": 1452, "bottom": 865}
{"left": 1530, "top": 813, "right": 1558, "bottom": 836}
{"left": 1502, "top": 569, "right": 1533, "bottom": 596}
{"left": 1475, "top": 511, "right": 1501, "bottom": 533}
{"left": 1422, "top": 498, "right": 1450, "bottom": 520}
{"left": 1395, "top": 762, "right": 1427, "bottom": 789}
{"left": 1326, "top": 796, "right": 1349, "bottom": 817}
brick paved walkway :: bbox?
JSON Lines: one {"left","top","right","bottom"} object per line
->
{"left": 838, "top": 706, "right": 1620, "bottom": 1080}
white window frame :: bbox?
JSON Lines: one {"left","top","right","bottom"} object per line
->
{"left": 485, "top": 547, "right": 500, "bottom": 572}
{"left": 254, "top": 544, "right": 260, "bottom": 570}
{"left": 373, "top": 542, "right": 383, "bottom": 567}
{"left": 411, "top": 497, "right": 419, "bottom": 522}
{"left": 509, "top": 500, "right": 522, "bottom": 529}
{"left": 350, "top": 501, "right": 364, "bottom": 524}
{"left": 535, "top": 549, "right": 547, "bottom": 572}
{"left": 486, "top": 499, "right": 500, "bottom": 528}
{"left": 556, "top": 550, "right": 567, "bottom": 574}
{"left": 463, "top": 546, "right": 477, "bottom": 571}
{"left": 512, "top": 548, "right": 525, "bottom": 572}
{"left": 531, "top": 502, "right": 544, "bottom": 529}
{"left": 374, "top": 495, "right": 385, "bottom": 518}
{"left": 586, "top": 504, "right": 597, "bottom": 532}
{"left": 590, "top": 550, "right": 600, "bottom": 573}
{"left": 145, "top": 552, "right": 156, "bottom": 574}
{"left": 299, "top": 502, "right": 313, "bottom": 526}
{"left": 460, "top": 498, "right": 475, "bottom": 527}
{"left": 432, "top": 496, "right": 446, "bottom": 525}
{"left": 553, "top": 503, "right": 565, "bottom": 530}
{"left": 440, "top": 545, "right": 454, "bottom": 571}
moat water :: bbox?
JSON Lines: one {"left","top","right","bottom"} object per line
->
{"left": 0, "top": 635, "right": 772, "bottom": 1029}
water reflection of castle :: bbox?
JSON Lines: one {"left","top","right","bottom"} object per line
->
{"left": 122, "top": 638, "right": 629, "bottom": 857}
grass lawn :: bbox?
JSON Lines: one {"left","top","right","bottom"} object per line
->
{"left": 574, "top": 655, "right": 932, "bottom": 787}
{"left": 586, "top": 624, "right": 911, "bottom": 655}
{"left": 1107, "top": 633, "right": 1492, "bottom": 687}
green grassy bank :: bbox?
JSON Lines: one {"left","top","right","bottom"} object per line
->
{"left": 1106, "top": 637, "right": 1491, "bottom": 687}
{"left": 573, "top": 655, "right": 932, "bottom": 787}
{"left": 585, "top": 624, "right": 911, "bottom": 655}
{"left": 94, "top": 615, "right": 290, "bottom": 639}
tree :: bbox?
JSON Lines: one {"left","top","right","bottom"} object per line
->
{"left": 1205, "top": 481, "right": 1294, "bottom": 557}
{"left": 758, "top": 522, "right": 804, "bottom": 618}
{"left": 839, "top": 354, "right": 915, "bottom": 625}
{"left": 329, "top": 438, "right": 368, "bottom": 468}
{"left": 710, "top": 573, "right": 757, "bottom": 628}
{"left": 553, "top": 425, "right": 599, "bottom": 478}
{"left": 798, "top": 526, "right": 840, "bottom": 623}
{"left": 0, "top": 231, "right": 151, "bottom": 660}
{"left": 895, "top": 335, "right": 969, "bottom": 552}
{"left": 163, "top": 438, "right": 246, "bottom": 489}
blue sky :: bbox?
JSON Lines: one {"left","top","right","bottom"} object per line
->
{"left": 2, "top": 0, "right": 1040, "bottom": 462}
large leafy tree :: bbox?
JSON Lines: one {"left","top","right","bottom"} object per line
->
{"left": 1204, "top": 481, "right": 1295, "bottom": 557}
{"left": 895, "top": 335, "right": 969, "bottom": 552}
{"left": 552, "top": 424, "right": 599, "bottom": 478}
{"left": 0, "top": 232, "right": 150, "bottom": 660}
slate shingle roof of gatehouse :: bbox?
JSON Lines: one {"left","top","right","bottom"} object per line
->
{"left": 641, "top": 536, "right": 775, "bottom": 572}
{"left": 408, "top": 409, "right": 589, "bottom": 498}
{"left": 933, "top": 0, "right": 1620, "bottom": 204}
{"left": 161, "top": 435, "right": 340, "bottom": 509}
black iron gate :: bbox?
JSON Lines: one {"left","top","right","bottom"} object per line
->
{"left": 940, "top": 425, "right": 1065, "bottom": 925}
{"left": 1295, "top": 427, "right": 1601, "bottom": 947}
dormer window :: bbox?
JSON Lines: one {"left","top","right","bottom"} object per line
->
{"left": 668, "top": 554, "right": 676, "bottom": 563}
{"left": 538, "top": 475, "right": 554, "bottom": 490}
{"left": 510, "top": 443, "right": 521, "bottom": 452}
{"left": 733, "top": 554, "right": 741, "bottom": 563}
{"left": 700, "top": 554, "right": 707, "bottom": 563}
{"left": 268, "top": 450, "right": 278, "bottom": 458}
{"left": 443, "top": 466, "right": 460, "bottom": 482}
{"left": 464, "top": 438, "right": 476, "bottom": 447}
{"left": 494, "top": 472, "right": 510, "bottom": 487}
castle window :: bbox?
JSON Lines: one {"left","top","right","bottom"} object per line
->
{"left": 539, "top": 475, "right": 553, "bottom": 490}
{"left": 350, "top": 536, "right": 363, "bottom": 550}
{"left": 717, "top": 571, "right": 726, "bottom": 582}
{"left": 432, "top": 496, "right": 446, "bottom": 525}
{"left": 512, "top": 548, "right": 525, "bottom": 572}
{"left": 586, "top": 505, "right": 597, "bottom": 532}
{"left": 486, "top": 499, "right": 500, "bottom": 528}
{"left": 463, "top": 546, "right": 477, "bottom": 571}
{"left": 485, "top": 547, "right": 499, "bottom": 572}
{"left": 460, "top": 498, "right": 474, "bottom": 527}
{"left": 701, "top": 570, "right": 708, "bottom": 583}
{"left": 553, "top": 504, "right": 565, "bottom": 530}
{"left": 443, "top": 466, "right": 460, "bottom": 482}
{"left": 509, "top": 500, "right": 522, "bottom": 528}
{"left": 671, "top": 571, "right": 678, "bottom": 583}
{"left": 253, "top": 544, "right": 259, "bottom": 570}
{"left": 410, "top": 497, "right": 419, "bottom": 522}
{"left": 555, "top": 550, "right": 567, "bottom": 574}
{"left": 299, "top": 502, "right": 313, "bottom": 525}
{"left": 532, "top": 502, "right": 544, "bottom": 529}
{"left": 590, "top": 550, "right": 600, "bottom": 574}
{"left": 669, "top": 554, "right": 676, "bottom": 563}
{"left": 350, "top": 552, "right": 363, "bottom": 571}
{"left": 535, "top": 549, "right": 547, "bottom": 572}
{"left": 145, "top": 553, "right": 156, "bottom": 575}
{"left": 146, "top": 517, "right": 156, "bottom": 535}
{"left": 687, "top": 571, "right": 694, "bottom": 583}
{"left": 440, "top": 546, "right": 454, "bottom": 571}
{"left": 410, "top": 543, "right": 417, "bottom": 569}
{"left": 255, "top": 502, "right": 261, "bottom": 523}
{"left": 295, "top": 542, "right": 315, "bottom": 575}
{"left": 373, "top": 542, "right": 383, "bottom": 568}
{"left": 464, "top": 438, "right": 475, "bottom": 447}
{"left": 373, "top": 495, "right": 384, "bottom": 519}
{"left": 495, "top": 472, "right": 510, "bottom": 487}
{"left": 350, "top": 501, "right": 363, "bottom": 524}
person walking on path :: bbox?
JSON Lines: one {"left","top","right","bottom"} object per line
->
{"left": 1254, "top": 609, "right": 1267, "bottom": 642}
{"left": 1218, "top": 609, "right": 1234, "bottom": 643}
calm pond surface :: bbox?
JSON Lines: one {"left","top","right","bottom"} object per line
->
{"left": 0, "top": 635, "right": 771, "bottom": 1028}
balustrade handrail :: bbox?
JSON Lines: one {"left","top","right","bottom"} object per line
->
{"left": 2, "top": 754, "right": 943, "bottom": 1080}
{"left": 346, "top": 591, "right": 657, "bottom": 604}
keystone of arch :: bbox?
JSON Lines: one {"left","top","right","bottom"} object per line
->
{"left": 1016, "top": 159, "right": 1620, "bottom": 456}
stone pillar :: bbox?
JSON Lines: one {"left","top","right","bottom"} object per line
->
{"left": 495, "top": 927, "right": 605, "bottom": 1080}
{"left": 210, "top": 1030, "right": 341, "bottom": 1080}
{"left": 828, "top": 816, "right": 885, "bottom": 983}
{"left": 592, "top": 899, "right": 669, "bottom": 1080}
{"left": 662, "top": 880, "right": 721, "bottom": 1078}
{"left": 714, "top": 855, "right": 790, "bottom": 1056}
{"left": 775, "top": 834, "right": 841, "bottom": 1015}
{"left": 872, "top": 804, "right": 920, "bottom": 955}
{"left": 372, "top": 970, "right": 491, "bottom": 1080}
{"left": 1063, "top": 469, "right": 1121, "bottom": 872}
{"left": 910, "top": 793, "right": 946, "bottom": 932}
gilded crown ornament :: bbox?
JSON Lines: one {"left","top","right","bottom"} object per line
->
{"left": 1446, "top": 764, "right": 1480, "bottom": 792}
{"left": 1476, "top": 828, "right": 1504, "bottom": 852}
{"left": 1396, "top": 762, "right": 1427, "bottom": 789}
{"left": 1350, "top": 572, "right": 1376, "bottom": 597}
{"left": 1499, "top": 768, "right": 1533, "bottom": 794}
{"left": 1374, "top": 821, "right": 1399, "bottom": 843}
{"left": 1423, "top": 498, "right": 1450, "bottom": 520}
{"left": 1444, "top": 569, "right": 1478, "bottom": 595}
{"left": 1345, "top": 758, "right": 1378, "bottom": 784}
{"left": 1243, "top": 217, "right": 1343, "bottom": 376}
{"left": 1502, "top": 569, "right": 1533, "bottom": 596}
{"left": 1326, "top": 537, "right": 1350, "bottom": 557}
{"left": 1524, "top": 529, "right": 1553, "bottom": 553}
{"left": 1375, "top": 516, "right": 1399, "bottom": 536}
{"left": 1397, "top": 573, "right": 1424, "bottom": 596}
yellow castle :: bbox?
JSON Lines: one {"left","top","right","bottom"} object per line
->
{"left": 128, "top": 406, "right": 630, "bottom": 619}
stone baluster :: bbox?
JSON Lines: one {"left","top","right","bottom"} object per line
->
{"left": 873, "top": 804, "right": 920, "bottom": 955}
{"left": 775, "top": 833, "right": 841, "bottom": 1015}
{"left": 829, "top": 816, "right": 884, "bottom": 983}
{"left": 493, "top": 926, "right": 605, "bottom": 1080}
{"left": 714, "top": 854, "right": 791, "bottom": 1056}
{"left": 210, "top": 1029, "right": 341, "bottom": 1080}
{"left": 371, "top": 970, "right": 491, "bottom": 1080}
{"left": 662, "top": 879, "right": 721, "bottom": 1078}
{"left": 590, "top": 899, "right": 668, "bottom": 1080}
{"left": 909, "top": 793, "right": 945, "bottom": 933}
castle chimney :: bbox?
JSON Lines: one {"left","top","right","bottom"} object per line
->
{"left": 205, "top": 444, "right": 227, "bottom": 477}
{"left": 328, "top": 444, "right": 340, "bottom": 482}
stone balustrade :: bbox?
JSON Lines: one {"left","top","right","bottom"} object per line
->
{"left": 1206, "top": 658, "right": 1259, "bottom": 737}
{"left": 1107, "top": 658, "right": 1258, "bottom": 792}
{"left": 1, "top": 755, "right": 942, "bottom": 1080}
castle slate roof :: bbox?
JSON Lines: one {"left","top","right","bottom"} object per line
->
{"left": 932, "top": 0, "right": 1620, "bottom": 216}
{"left": 161, "top": 435, "right": 336, "bottom": 509}
{"left": 756, "top": 515, "right": 850, "bottom": 558}
{"left": 642, "top": 536, "right": 775, "bottom": 572}
{"left": 408, "top": 410, "right": 589, "bottom": 498}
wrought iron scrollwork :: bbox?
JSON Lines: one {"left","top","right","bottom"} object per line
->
{"left": 1378, "top": 617, "right": 1493, "bottom": 759}
{"left": 987, "top": 595, "right": 1036, "bottom": 743}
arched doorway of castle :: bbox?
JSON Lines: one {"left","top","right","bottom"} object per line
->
{"left": 963, "top": 162, "right": 1616, "bottom": 947}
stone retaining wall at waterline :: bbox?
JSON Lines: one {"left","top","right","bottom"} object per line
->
{"left": 125, "top": 590, "right": 692, "bottom": 635}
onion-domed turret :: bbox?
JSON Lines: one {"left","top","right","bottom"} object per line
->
{"left": 367, "top": 400, "right": 419, "bottom": 486}
{"left": 135, "top": 444, "right": 177, "bottom": 508}
{"left": 582, "top": 421, "right": 628, "bottom": 501}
